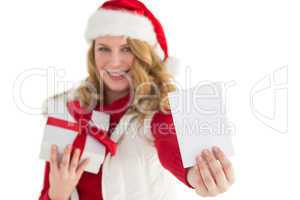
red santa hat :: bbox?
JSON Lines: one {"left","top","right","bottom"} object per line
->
{"left": 85, "top": 0, "right": 180, "bottom": 75}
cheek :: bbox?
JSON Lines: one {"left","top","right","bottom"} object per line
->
{"left": 126, "top": 55, "right": 135, "bottom": 66}
{"left": 94, "top": 54, "right": 105, "bottom": 69}
{"left": 94, "top": 55, "right": 109, "bottom": 79}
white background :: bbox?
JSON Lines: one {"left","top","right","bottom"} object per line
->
{"left": 0, "top": 0, "right": 299, "bottom": 199}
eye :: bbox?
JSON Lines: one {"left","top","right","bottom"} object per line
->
{"left": 121, "top": 46, "right": 131, "bottom": 53}
{"left": 97, "top": 47, "right": 110, "bottom": 52}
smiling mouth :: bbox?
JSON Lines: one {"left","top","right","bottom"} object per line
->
{"left": 105, "top": 69, "right": 130, "bottom": 77}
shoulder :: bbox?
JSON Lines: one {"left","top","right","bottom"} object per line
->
{"left": 151, "top": 110, "right": 176, "bottom": 137}
{"left": 151, "top": 110, "right": 173, "bottom": 124}
{"left": 41, "top": 89, "right": 79, "bottom": 117}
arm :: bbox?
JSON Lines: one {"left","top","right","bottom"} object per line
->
{"left": 151, "top": 111, "right": 194, "bottom": 189}
{"left": 38, "top": 162, "right": 52, "bottom": 200}
{"left": 151, "top": 111, "right": 235, "bottom": 197}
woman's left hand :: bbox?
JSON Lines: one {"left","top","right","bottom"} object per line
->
{"left": 187, "top": 146, "right": 235, "bottom": 197}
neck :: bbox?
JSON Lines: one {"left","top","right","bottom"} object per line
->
{"left": 104, "top": 88, "right": 129, "bottom": 105}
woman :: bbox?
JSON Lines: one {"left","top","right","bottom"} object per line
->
{"left": 39, "top": 0, "right": 235, "bottom": 199}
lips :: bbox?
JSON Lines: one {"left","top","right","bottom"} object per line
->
{"left": 104, "top": 69, "right": 130, "bottom": 79}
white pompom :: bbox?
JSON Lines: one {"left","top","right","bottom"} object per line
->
{"left": 164, "top": 57, "right": 182, "bottom": 77}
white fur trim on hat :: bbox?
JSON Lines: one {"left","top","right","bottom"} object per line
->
{"left": 85, "top": 8, "right": 165, "bottom": 60}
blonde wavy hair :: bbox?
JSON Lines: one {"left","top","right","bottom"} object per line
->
{"left": 46, "top": 38, "right": 176, "bottom": 123}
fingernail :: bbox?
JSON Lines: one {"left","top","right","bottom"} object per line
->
{"left": 197, "top": 155, "right": 203, "bottom": 163}
{"left": 203, "top": 149, "right": 209, "bottom": 156}
{"left": 212, "top": 146, "right": 218, "bottom": 152}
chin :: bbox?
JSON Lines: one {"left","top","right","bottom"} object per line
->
{"left": 106, "top": 84, "right": 130, "bottom": 93}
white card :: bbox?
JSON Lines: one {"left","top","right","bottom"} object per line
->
{"left": 168, "top": 83, "right": 234, "bottom": 168}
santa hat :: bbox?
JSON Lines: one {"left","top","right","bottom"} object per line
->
{"left": 85, "top": 0, "right": 180, "bottom": 75}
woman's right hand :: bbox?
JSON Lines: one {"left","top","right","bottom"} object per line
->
{"left": 48, "top": 144, "right": 90, "bottom": 200}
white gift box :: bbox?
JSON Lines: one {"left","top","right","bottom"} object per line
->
{"left": 39, "top": 97, "right": 110, "bottom": 174}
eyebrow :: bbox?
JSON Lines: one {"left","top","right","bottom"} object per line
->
{"left": 96, "top": 43, "right": 129, "bottom": 47}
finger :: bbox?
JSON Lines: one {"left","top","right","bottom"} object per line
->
{"left": 213, "top": 146, "right": 235, "bottom": 184}
{"left": 69, "top": 148, "right": 81, "bottom": 174}
{"left": 195, "top": 187, "right": 208, "bottom": 197}
{"left": 49, "top": 144, "right": 59, "bottom": 173}
{"left": 197, "top": 155, "right": 219, "bottom": 196}
{"left": 202, "top": 149, "right": 229, "bottom": 193}
{"left": 60, "top": 144, "right": 72, "bottom": 172}
{"left": 193, "top": 157, "right": 209, "bottom": 197}
{"left": 76, "top": 158, "right": 90, "bottom": 178}
{"left": 202, "top": 149, "right": 217, "bottom": 176}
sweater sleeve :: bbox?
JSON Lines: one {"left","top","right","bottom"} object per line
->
{"left": 38, "top": 162, "right": 52, "bottom": 200}
{"left": 151, "top": 111, "right": 195, "bottom": 189}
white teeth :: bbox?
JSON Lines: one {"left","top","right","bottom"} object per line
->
{"left": 105, "top": 69, "right": 129, "bottom": 77}
{"left": 110, "top": 73, "right": 122, "bottom": 77}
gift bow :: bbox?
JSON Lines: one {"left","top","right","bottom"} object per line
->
{"left": 47, "top": 116, "right": 117, "bottom": 156}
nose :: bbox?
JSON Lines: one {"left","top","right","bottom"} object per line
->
{"left": 108, "top": 51, "right": 122, "bottom": 67}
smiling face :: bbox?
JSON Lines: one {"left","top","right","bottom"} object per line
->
{"left": 94, "top": 36, "right": 134, "bottom": 94}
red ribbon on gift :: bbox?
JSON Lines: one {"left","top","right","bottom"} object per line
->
{"left": 47, "top": 116, "right": 117, "bottom": 157}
